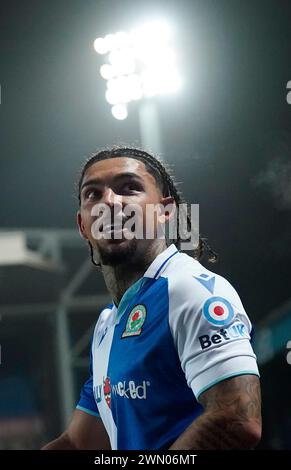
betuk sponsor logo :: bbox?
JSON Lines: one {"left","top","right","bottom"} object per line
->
{"left": 199, "top": 322, "right": 248, "bottom": 350}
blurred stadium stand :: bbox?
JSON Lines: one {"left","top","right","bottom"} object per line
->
{"left": 0, "top": 229, "right": 109, "bottom": 448}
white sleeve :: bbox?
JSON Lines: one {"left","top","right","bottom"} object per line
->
{"left": 168, "top": 272, "right": 259, "bottom": 400}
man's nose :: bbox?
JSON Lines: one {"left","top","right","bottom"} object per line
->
{"left": 102, "top": 188, "right": 122, "bottom": 207}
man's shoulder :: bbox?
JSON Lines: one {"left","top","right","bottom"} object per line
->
{"left": 164, "top": 253, "right": 252, "bottom": 340}
{"left": 164, "top": 252, "right": 244, "bottom": 313}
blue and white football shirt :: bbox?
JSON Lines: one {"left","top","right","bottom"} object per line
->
{"left": 77, "top": 244, "right": 259, "bottom": 450}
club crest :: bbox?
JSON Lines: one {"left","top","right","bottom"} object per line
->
{"left": 122, "top": 304, "right": 147, "bottom": 338}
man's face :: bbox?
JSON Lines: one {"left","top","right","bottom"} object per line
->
{"left": 77, "top": 157, "right": 171, "bottom": 266}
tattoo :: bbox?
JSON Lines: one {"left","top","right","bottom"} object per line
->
{"left": 199, "top": 374, "right": 261, "bottom": 420}
{"left": 169, "top": 374, "right": 262, "bottom": 450}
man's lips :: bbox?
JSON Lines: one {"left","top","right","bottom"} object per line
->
{"left": 99, "top": 224, "right": 133, "bottom": 242}
{"left": 100, "top": 217, "right": 132, "bottom": 232}
{"left": 102, "top": 225, "right": 125, "bottom": 233}
{"left": 91, "top": 217, "right": 135, "bottom": 240}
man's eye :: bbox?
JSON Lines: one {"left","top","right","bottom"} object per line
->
{"left": 84, "top": 189, "right": 101, "bottom": 200}
{"left": 120, "top": 183, "right": 141, "bottom": 194}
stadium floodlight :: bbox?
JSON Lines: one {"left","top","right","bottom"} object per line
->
{"left": 111, "top": 103, "right": 128, "bottom": 120}
{"left": 93, "top": 20, "right": 181, "bottom": 120}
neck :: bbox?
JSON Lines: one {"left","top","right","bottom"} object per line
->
{"left": 100, "top": 240, "right": 167, "bottom": 306}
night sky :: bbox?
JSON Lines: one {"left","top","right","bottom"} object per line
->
{"left": 1, "top": 0, "right": 291, "bottom": 324}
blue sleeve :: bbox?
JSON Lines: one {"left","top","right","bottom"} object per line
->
{"left": 76, "top": 347, "right": 100, "bottom": 418}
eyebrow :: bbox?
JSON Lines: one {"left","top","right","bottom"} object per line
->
{"left": 81, "top": 172, "right": 144, "bottom": 191}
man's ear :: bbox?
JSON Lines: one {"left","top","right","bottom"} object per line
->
{"left": 77, "top": 211, "right": 88, "bottom": 240}
{"left": 159, "top": 196, "right": 176, "bottom": 223}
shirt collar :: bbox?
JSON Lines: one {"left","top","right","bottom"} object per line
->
{"left": 143, "top": 243, "right": 179, "bottom": 279}
{"left": 112, "top": 244, "right": 179, "bottom": 323}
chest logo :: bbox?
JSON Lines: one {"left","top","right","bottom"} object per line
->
{"left": 122, "top": 304, "right": 147, "bottom": 338}
{"left": 103, "top": 376, "right": 111, "bottom": 408}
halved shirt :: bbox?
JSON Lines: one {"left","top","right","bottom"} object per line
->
{"left": 77, "top": 244, "right": 259, "bottom": 450}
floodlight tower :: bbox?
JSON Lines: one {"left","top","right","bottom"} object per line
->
{"left": 93, "top": 21, "right": 181, "bottom": 155}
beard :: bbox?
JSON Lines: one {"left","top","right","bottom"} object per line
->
{"left": 94, "top": 237, "right": 139, "bottom": 266}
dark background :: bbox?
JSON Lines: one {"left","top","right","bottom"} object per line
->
{"left": 0, "top": 0, "right": 291, "bottom": 449}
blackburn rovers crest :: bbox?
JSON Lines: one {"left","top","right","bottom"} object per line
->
{"left": 122, "top": 304, "right": 147, "bottom": 338}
